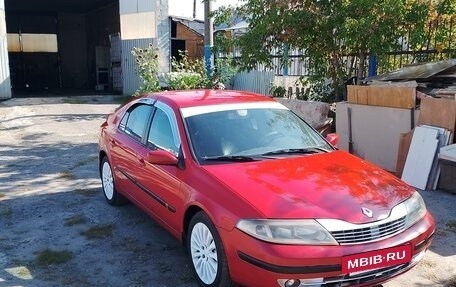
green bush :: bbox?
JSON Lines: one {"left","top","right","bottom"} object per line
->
{"left": 212, "top": 57, "right": 238, "bottom": 89}
{"left": 167, "top": 72, "right": 205, "bottom": 90}
{"left": 131, "top": 44, "right": 160, "bottom": 95}
{"left": 166, "top": 51, "right": 208, "bottom": 90}
{"left": 297, "top": 77, "right": 336, "bottom": 103}
{"left": 269, "top": 85, "right": 287, "bottom": 98}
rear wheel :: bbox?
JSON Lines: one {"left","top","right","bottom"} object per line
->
{"left": 100, "top": 157, "right": 127, "bottom": 205}
{"left": 187, "top": 212, "right": 233, "bottom": 287}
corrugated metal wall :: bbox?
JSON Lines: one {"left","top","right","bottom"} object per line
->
{"left": 121, "top": 38, "right": 154, "bottom": 95}
{"left": 232, "top": 71, "right": 274, "bottom": 96}
{"left": 0, "top": 0, "right": 11, "bottom": 100}
{"left": 119, "top": 0, "right": 170, "bottom": 96}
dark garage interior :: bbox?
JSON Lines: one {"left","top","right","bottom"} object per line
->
{"left": 5, "top": 0, "right": 120, "bottom": 95}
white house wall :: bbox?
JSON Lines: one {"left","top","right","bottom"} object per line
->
{"left": 120, "top": 0, "right": 170, "bottom": 95}
{"left": 0, "top": 0, "right": 11, "bottom": 100}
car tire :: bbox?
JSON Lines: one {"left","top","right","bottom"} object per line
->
{"left": 187, "top": 212, "right": 233, "bottom": 287}
{"left": 100, "top": 157, "right": 127, "bottom": 205}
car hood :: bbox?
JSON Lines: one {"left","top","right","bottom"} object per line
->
{"left": 202, "top": 150, "right": 414, "bottom": 224}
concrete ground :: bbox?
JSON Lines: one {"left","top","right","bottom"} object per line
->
{"left": 0, "top": 95, "right": 455, "bottom": 287}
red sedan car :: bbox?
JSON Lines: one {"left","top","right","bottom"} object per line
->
{"left": 98, "top": 90, "right": 434, "bottom": 287}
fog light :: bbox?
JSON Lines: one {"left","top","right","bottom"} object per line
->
{"left": 279, "top": 278, "right": 323, "bottom": 287}
{"left": 284, "top": 279, "right": 301, "bottom": 287}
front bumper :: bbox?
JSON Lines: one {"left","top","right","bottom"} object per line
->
{"left": 220, "top": 212, "right": 434, "bottom": 287}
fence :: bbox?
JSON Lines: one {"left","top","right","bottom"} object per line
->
{"left": 222, "top": 17, "right": 456, "bottom": 78}
{"left": 232, "top": 70, "right": 274, "bottom": 95}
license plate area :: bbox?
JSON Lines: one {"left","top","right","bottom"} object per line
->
{"left": 342, "top": 245, "right": 412, "bottom": 274}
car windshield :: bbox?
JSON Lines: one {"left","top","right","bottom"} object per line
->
{"left": 183, "top": 103, "right": 333, "bottom": 163}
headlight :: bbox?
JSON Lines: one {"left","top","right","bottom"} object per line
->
{"left": 403, "top": 191, "right": 427, "bottom": 228}
{"left": 236, "top": 219, "right": 338, "bottom": 245}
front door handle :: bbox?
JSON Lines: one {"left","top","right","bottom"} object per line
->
{"left": 137, "top": 156, "right": 146, "bottom": 167}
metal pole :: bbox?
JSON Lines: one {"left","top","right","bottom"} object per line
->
{"left": 193, "top": 0, "right": 197, "bottom": 19}
{"left": 368, "top": 54, "right": 377, "bottom": 77}
{"left": 283, "top": 43, "right": 289, "bottom": 76}
{"left": 204, "top": 0, "right": 213, "bottom": 76}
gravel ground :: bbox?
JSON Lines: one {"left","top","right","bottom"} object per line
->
{"left": 0, "top": 95, "right": 455, "bottom": 287}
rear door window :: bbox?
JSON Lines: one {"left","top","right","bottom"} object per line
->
{"left": 120, "top": 104, "right": 153, "bottom": 141}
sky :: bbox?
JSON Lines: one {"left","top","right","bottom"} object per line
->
{"left": 168, "top": 0, "right": 240, "bottom": 20}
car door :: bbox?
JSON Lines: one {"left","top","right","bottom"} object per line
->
{"left": 109, "top": 103, "right": 154, "bottom": 199}
{"left": 134, "top": 101, "right": 184, "bottom": 234}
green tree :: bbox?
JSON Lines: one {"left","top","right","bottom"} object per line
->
{"left": 377, "top": 0, "right": 456, "bottom": 71}
{"left": 407, "top": 0, "right": 456, "bottom": 60}
{"left": 214, "top": 0, "right": 446, "bottom": 101}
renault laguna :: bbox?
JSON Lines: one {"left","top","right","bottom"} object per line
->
{"left": 98, "top": 90, "right": 434, "bottom": 287}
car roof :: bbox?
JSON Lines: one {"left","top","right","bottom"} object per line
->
{"left": 143, "top": 90, "right": 276, "bottom": 109}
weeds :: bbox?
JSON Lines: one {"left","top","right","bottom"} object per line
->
{"left": 0, "top": 206, "right": 13, "bottom": 218}
{"left": 446, "top": 220, "right": 456, "bottom": 233}
{"left": 446, "top": 275, "right": 456, "bottom": 287}
{"left": 59, "top": 170, "right": 76, "bottom": 180}
{"left": 64, "top": 215, "right": 87, "bottom": 226}
{"left": 36, "top": 249, "right": 73, "bottom": 266}
{"left": 419, "top": 259, "right": 436, "bottom": 268}
{"left": 178, "top": 273, "right": 194, "bottom": 283}
{"left": 119, "top": 237, "right": 145, "bottom": 253}
{"left": 158, "top": 262, "right": 171, "bottom": 273}
{"left": 81, "top": 224, "right": 113, "bottom": 239}
{"left": 130, "top": 277, "right": 146, "bottom": 287}
{"left": 7, "top": 162, "right": 21, "bottom": 168}
{"left": 75, "top": 188, "right": 99, "bottom": 197}
{"left": 73, "top": 155, "right": 97, "bottom": 168}
{"left": 62, "top": 98, "right": 88, "bottom": 104}
{"left": 161, "top": 244, "right": 178, "bottom": 251}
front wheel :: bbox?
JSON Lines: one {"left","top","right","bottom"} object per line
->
{"left": 187, "top": 212, "right": 233, "bottom": 287}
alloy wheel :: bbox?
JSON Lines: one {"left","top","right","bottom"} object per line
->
{"left": 190, "top": 222, "right": 218, "bottom": 285}
{"left": 102, "top": 161, "right": 114, "bottom": 200}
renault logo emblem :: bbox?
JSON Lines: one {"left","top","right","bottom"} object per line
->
{"left": 362, "top": 207, "right": 373, "bottom": 218}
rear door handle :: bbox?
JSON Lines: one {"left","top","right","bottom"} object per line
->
{"left": 109, "top": 139, "right": 116, "bottom": 146}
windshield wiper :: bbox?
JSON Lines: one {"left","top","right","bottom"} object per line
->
{"left": 202, "top": 155, "right": 259, "bottom": 162}
{"left": 262, "top": 147, "right": 330, "bottom": 156}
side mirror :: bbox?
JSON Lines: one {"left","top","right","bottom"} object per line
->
{"left": 325, "top": 133, "right": 339, "bottom": 147}
{"left": 146, "top": 150, "right": 179, "bottom": 165}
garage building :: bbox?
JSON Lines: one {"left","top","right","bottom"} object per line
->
{"left": 0, "top": 0, "right": 171, "bottom": 99}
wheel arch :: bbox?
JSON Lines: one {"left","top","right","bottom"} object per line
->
{"left": 182, "top": 205, "right": 204, "bottom": 250}
{"left": 99, "top": 150, "right": 108, "bottom": 171}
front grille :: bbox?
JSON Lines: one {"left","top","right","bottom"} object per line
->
{"left": 330, "top": 216, "right": 406, "bottom": 244}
